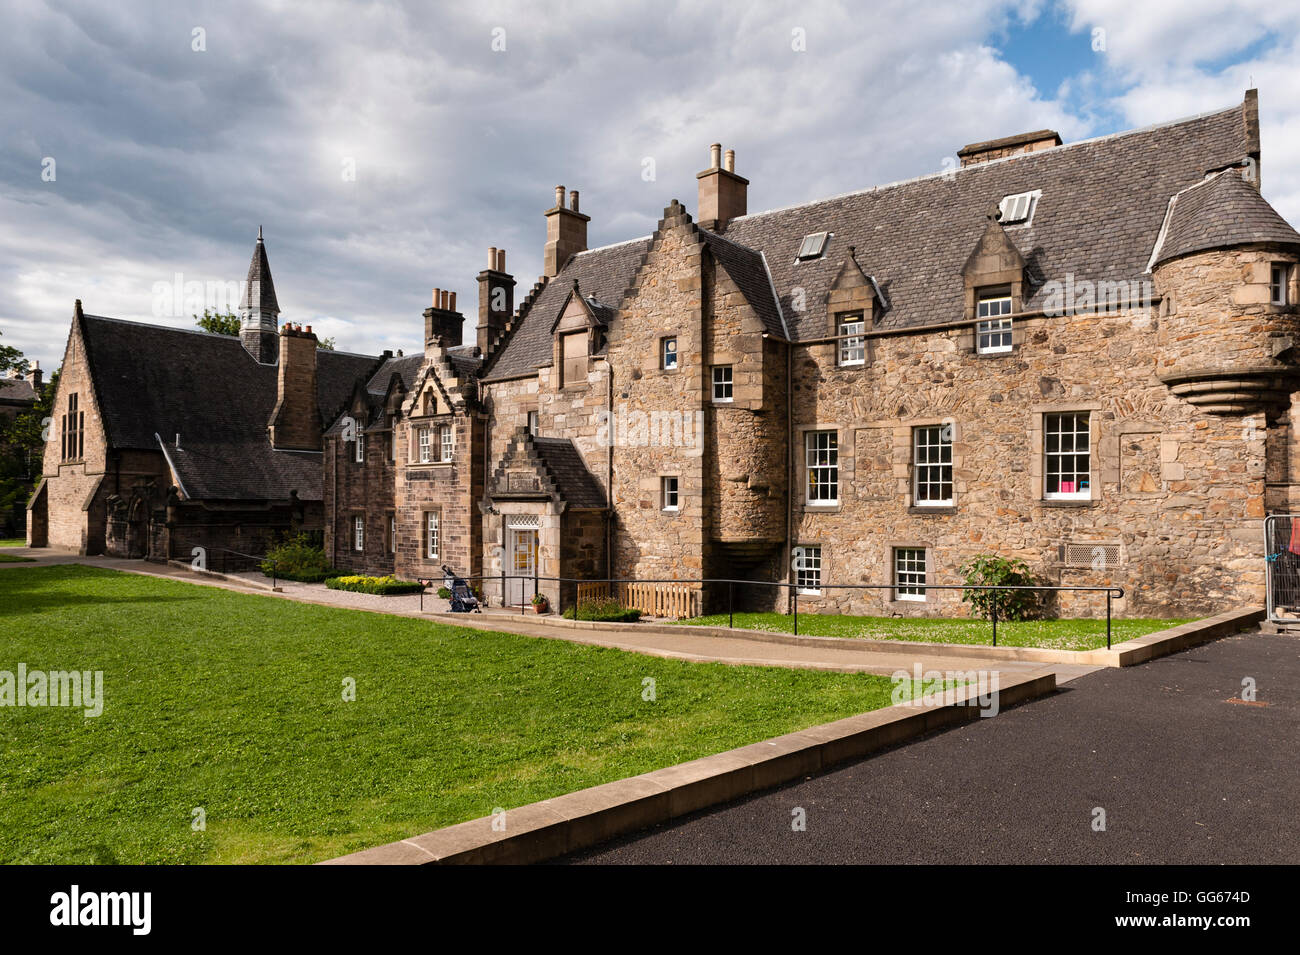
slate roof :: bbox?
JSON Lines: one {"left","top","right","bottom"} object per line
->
{"left": 80, "top": 314, "right": 381, "bottom": 501}
{"left": 724, "top": 103, "right": 1256, "bottom": 338}
{"left": 238, "top": 229, "right": 280, "bottom": 314}
{"left": 0, "top": 376, "right": 36, "bottom": 406}
{"left": 364, "top": 352, "right": 423, "bottom": 396}
{"left": 445, "top": 345, "right": 482, "bottom": 381}
{"left": 1153, "top": 169, "right": 1300, "bottom": 266}
{"left": 700, "top": 231, "right": 786, "bottom": 337}
{"left": 485, "top": 100, "right": 1277, "bottom": 373}
{"left": 531, "top": 436, "right": 606, "bottom": 509}
{"left": 483, "top": 237, "right": 652, "bottom": 380}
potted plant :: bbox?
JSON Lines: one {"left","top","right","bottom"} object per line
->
{"left": 530, "top": 592, "right": 549, "bottom": 614}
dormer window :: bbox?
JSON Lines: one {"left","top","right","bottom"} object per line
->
{"left": 838, "top": 313, "right": 865, "bottom": 366}
{"left": 998, "top": 191, "right": 1039, "bottom": 226}
{"left": 796, "top": 231, "right": 830, "bottom": 261}
{"left": 976, "top": 293, "right": 1013, "bottom": 354}
{"left": 560, "top": 331, "right": 587, "bottom": 388}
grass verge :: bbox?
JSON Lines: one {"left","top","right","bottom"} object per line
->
{"left": 676, "top": 612, "right": 1192, "bottom": 651}
{"left": 0, "top": 564, "right": 903, "bottom": 864}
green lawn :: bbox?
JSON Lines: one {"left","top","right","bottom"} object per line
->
{"left": 0, "top": 565, "right": 903, "bottom": 865}
{"left": 0, "top": 554, "right": 34, "bottom": 563}
{"left": 678, "top": 612, "right": 1191, "bottom": 651}
{"left": 0, "top": 538, "right": 26, "bottom": 548}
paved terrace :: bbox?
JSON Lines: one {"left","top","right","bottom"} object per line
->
{"left": 0, "top": 548, "right": 1099, "bottom": 683}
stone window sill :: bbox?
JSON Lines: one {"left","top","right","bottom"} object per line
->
{"left": 1040, "top": 498, "right": 1098, "bottom": 508}
{"left": 909, "top": 505, "right": 956, "bottom": 515}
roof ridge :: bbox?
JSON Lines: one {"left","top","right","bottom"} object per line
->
{"left": 730, "top": 102, "right": 1244, "bottom": 225}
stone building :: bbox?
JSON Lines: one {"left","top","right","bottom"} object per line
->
{"left": 325, "top": 90, "right": 1300, "bottom": 618}
{"left": 29, "top": 232, "right": 385, "bottom": 560}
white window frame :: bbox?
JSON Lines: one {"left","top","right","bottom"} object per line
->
{"left": 425, "top": 511, "right": 440, "bottom": 561}
{"left": 838, "top": 313, "right": 865, "bottom": 367}
{"left": 417, "top": 426, "right": 431, "bottom": 464}
{"left": 1271, "top": 264, "right": 1289, "bottom": 306}
{"left": 662, "top": 337, "right": 678, "bottom": 371}
{"left": 353, "top": 516, "right": 364, "bottom": 552}
{"left": 998, "top": 190, "right": 1039, "bottom": 225}
{"left": 355, "top": 432, "right": 365, "bottom": 463}
{"left": 440, "top": 425, "right": 454, "bottom": 463}
{"left": 976, "top": 295, "right": 1013, "bottom": 354}
{"left": 805, "top": 430, "right": 839, "bottom": 506}
{"left": 1044, "top": 412, "right": 1092, "bottom": 500}
{"left": 913, "top": 425, "right": 953, "bottom": 507}
{"left": 795, "top": 545, "right": 822, "bottom": 595}
{"left": 712, "top": 365, "right": 733, "bottom": 402}
{"left": 527, "top": 410, "right": 539, "bottom": 436}
{"left": 661, "top": 476, "right": 679, "bottom": 512}
{"left": 894, "top": 548, "right": 927, "bottom": 602}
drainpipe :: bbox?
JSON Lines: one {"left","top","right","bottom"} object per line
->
{"left": 784, "top": 339, "right": 793, "bottom": 614}
{"left": 605, "top": 356, "right": 614, "bottom": 583}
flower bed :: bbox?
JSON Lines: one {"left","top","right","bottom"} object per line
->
{"left": 325, "top": 575, "right": 425, "bottom": 596}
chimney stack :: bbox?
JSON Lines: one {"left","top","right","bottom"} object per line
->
{"left": 31, "top": 361, "right": 42, "bottom": 393}
{"left": 424, "top": 286, "right": 464, "bottom": 355}
{"left": 957, "top": 129, "right": 1062, "bottom": 167}
{"left": 478, "top": 247, "right": 516, "bottom": 355}
{"left": 543, "top": 184, "right": 589, "bottom": 277}
{"left": 267, "top": 324, "right": 321, "bottom": 451}
{"left": 697, "top": 143, "right": 748, "bottom": 233}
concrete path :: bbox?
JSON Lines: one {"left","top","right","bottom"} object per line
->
{"left": 0, "top": 548, "right": 1099, "bottom": 683}
{"left": 557, "top": 628, "right": 1300, "bottom": 865}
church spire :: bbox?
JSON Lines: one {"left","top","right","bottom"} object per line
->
{"left": 239, "top": 227, "right": 281, "bottom": 363}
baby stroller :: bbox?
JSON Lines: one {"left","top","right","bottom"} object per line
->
{"left": 442, "top": 565, "right": 482, "bottom": 613}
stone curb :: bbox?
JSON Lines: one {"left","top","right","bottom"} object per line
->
{"left": 427, "top": 606, "right": 1263, "bottom": 668}
{"left": 165, "top": 560, "right": 282, "bottom": 592}
{"left": 320, "top": 668, "right": 1057, "bottom": 866}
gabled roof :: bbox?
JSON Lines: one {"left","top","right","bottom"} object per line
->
{"left": 163, "top": 439, "right": 324, "bottom": 501}
{"left": 531, "top": 436, "right": 606, "bottom": 509}
{"left": 489, "top": 429, "right": 606, "bottom": 510}
{"left": 481, "top": 98, "right": 1268, "bottom": 371}
{"left": 1151, "top": 169, "right": 1300, "bottom": 266}
{"left": 700, "top": 231, "right": 787, "bottom": 338}
{"left": 483, "top": 237, "right": 651, "bottom": 381}
{"left": 79, "top": 314, "right": 381, "bottom": 500}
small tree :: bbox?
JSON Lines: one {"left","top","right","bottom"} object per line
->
{"left": 959, "top": 554, "right": 1040, "bottom": 621}
{"left": 194, "top": 308, "right": 241, "bottom": 336}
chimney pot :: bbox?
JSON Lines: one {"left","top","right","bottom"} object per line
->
{"left": 496, "top": 249, "right": 506, "bottom": 272}
{"left": 710, "top": 143, "right": 722, "bottom": 169}
{"left": 555, "top": 185, "right": 565, "bottom": 207}
{"left": 488, "top": 247, "right": 497, "bottom": 269}
{"left": 432, "top": 287, "right": 441, "bottom": 307}
{"left": 449, "top": 291, "right": 457, "bottom": 312}
{"left": 570, "top": 190, "right": 579, "bottom": 212}
{"left": 724, "top": 149, "right": 735, "bottom": 172}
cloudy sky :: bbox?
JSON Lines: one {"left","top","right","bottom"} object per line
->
{"left": 2, "top": 0, "right": 1298, "bottom": 371}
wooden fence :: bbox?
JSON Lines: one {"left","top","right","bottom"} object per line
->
{"left": 574, "top": 581, "right": 699, "bottom": 619}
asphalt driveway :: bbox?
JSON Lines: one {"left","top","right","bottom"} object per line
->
{"left": 559, "top": 629, "right": 1300, "bottom": 864}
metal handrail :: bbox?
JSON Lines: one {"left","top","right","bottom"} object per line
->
{"left": 441, "top": 573, "right": 1127, "bottom": 650}
{"left": 204, "top": 546, "right": 277, "bottom": 590}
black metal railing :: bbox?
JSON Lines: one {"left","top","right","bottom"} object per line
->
{"left": 201, "top": 546, "right": 276, "bottom": 590}
{"left": 431, "top": 573, "right": 1127, "bottom": 650}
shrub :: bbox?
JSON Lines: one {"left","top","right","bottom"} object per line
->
{"left": 436, "top": 586, "right": 452, "bottom": 599}
{"left": 325, "top": 575, "right": 425, "bottom": 596}
{"left": 562, "top": 599, "right": 642, "bottom": 623}
{"left": 958, "top": 554, "right": 1040, "bottom": 621}
{"left": 259, "top": 533, "right": 337, "bottom": 582}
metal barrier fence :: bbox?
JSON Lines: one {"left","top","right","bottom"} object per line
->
{"left": 1264, "top": 514, "right": 1300, "bottom": 622}
{"left": 206, "top": 546, "right": 276, "bottom": 589}
{"left": 439, "top": 573, "right": 1126, "bottom": 650}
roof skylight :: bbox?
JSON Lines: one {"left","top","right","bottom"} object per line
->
{"left": 998, "top": 191, "right": 1040, "bottom": 225}
{"left": 796, "top": 231, "right": 830, "bottom": 260}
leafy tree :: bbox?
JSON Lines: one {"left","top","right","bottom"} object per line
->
{"left": 0, "top": 349, "right": 55, "bottom": 536}
{"left": 0, "top": 329, "right": 28, "bottom": 378}
{"left": 318, "top": 337, "right": 336, "bottom": 350}
{"left": 958, "top": 554, "right": 1041, "bottom": 621}
{"left": 194, "top": 308, "right": 241, "bottom": 336}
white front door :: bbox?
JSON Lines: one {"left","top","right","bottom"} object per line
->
{"left": 508, "top": 527, "right": 537, "bottom": 608}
